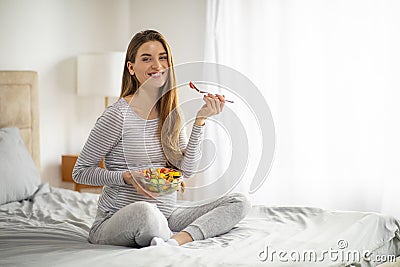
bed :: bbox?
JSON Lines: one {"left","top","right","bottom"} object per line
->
{"left": 1, "top": 71, "right": 399, "bottom": 267}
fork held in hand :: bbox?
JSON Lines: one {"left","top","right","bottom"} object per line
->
{"left": 189, "top": 81, "right": 234, "bottom": 103}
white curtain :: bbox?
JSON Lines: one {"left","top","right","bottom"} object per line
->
{"left": 200, "top": 0, "right": 400, "bottom": 218}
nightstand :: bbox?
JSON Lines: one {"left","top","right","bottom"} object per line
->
{"left": 61, "top": 154, "right": 104, "bottom": 192}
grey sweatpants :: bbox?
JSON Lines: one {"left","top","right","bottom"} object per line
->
{"left": 88, "top": 192, "right": 251, "bottom": 247}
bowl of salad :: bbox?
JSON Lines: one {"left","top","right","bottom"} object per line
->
{"left": 135, "top": 167, "right": 184, "bottom": 195}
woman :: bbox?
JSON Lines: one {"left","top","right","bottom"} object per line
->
{"left": 73, "top": 30, "right": 250, "bottom": 247}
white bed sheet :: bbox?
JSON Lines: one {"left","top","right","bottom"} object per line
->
{"left": 0, "top": 184, "right": 399, "bottom": 267}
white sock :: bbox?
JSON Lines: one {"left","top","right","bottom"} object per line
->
{"left": 150, "top": 237, "right": 179, "bottom": 246}
{"left": 166, "top": 238, "right": 179, "bottom": 246}
{"left": 150, "top": 237, "right": 165, "bottom": 246}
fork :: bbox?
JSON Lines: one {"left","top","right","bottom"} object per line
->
{"left": 189, "top": 81, "right": 234, "bottom": 103}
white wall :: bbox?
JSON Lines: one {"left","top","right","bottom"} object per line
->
{"left": 129, "top": 0, "right": 206, "bottom": 65}
{"left": 0, "top": 0, "right": 206, "bottom": 187}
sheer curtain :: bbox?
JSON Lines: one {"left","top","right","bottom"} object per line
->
{"left": 202, "top": 0, "right": 400, "bottom": 218}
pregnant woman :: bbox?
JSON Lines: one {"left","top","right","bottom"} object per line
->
{"left": 73, "top": 29, "right": 250, "bottom": 247}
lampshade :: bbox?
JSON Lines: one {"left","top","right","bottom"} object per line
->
{"left": 77, "top": 52, "right": 125, "bottom": 98}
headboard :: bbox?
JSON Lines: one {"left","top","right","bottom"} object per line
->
{"left": 0, "top": 71, "right": 40, "bottom": 170}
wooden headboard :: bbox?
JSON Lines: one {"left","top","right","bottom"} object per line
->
{"left": 0, "top": 71, "right": 40, "bottom": 170}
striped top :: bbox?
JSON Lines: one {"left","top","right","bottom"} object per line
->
{"left": 72, "top": 98, "right": 204, "bottom": 218}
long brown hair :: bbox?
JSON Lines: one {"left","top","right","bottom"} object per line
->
{"left": 121, "top": 30, "right": 183, "bottom": 168}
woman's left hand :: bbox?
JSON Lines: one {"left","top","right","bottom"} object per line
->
{"left": 195, "top": 93, "right": 225, "bottom": 126}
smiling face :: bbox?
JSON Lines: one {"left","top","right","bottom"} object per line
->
{"left": 127, "top": 41, "right": 169, "bottom": 88}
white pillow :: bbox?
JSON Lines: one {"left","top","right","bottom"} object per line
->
{"left": 0, "top": 127, "right": 41, "bottom": 205}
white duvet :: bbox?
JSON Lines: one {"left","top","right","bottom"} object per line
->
{"left": 0, "top": 184, "right": 399, "bottom": 267}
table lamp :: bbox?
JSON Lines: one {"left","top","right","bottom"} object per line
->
{"left": 77, "top": 52, "right": 125, "bottom": 107}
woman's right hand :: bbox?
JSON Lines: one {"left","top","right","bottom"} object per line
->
{"left": 194, "top": 93, "right": 226, "bottom": 126}
{"left": 123, "top": 171, "right": 159, "bottom": 198}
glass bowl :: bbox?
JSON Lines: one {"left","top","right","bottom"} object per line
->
{"left": 135, "top": 167, "right": 184, "bottom": 195}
